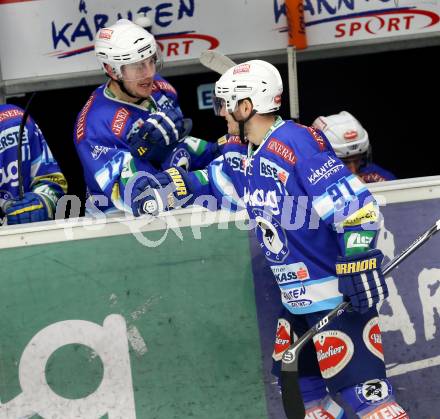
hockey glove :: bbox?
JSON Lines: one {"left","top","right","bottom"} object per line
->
{"left": 127, "top": 108, "right": 192, "bottom": 160}
{"left": 4, "top": 192, "right": 52, "bottom": 225}
{"left": 129, "top": 167, "right": 193, "bottom": 216}
{"left": 336, "top": 249, "right": 388, "bottom": 313}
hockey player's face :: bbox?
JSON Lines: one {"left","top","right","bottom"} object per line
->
{"left": 342, "top": 155, "right": 362, "bottom": 175}
{"left": 219, "top": 101, "right": 247, "bottom": 136}
{"left": 222, "top": 111, "right": 240, "bottom": 135}
{"left": 121, "top": 57, "right": 157, "bottom": 98}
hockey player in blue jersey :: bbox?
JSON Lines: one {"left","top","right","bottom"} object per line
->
{"left": 313, "top": 111, "right": 396, "bottom": 183}
{"left": 0, "top": 104, "right": 67, "bottom": 225}
{"left": 127, "top": 60, "right": 409, "bottom": 418}
{"left": 74, "top": 19, "right": 221, "bottom": 214}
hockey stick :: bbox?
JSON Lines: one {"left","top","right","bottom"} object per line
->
{"left": 287, "top": 46, "right": 300, "bottom": 121}
{"left": 199, "top": 50, "right": 236, "bottom": 75}
{"left": 17, "top": 92, "right": 36, "bottom": 200}
{"left": 281, "top": 218, "right": 440, "bottom": 370}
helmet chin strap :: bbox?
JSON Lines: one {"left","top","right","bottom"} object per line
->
{"left": 232, "top": 109, "right": 257, "bottom": 144}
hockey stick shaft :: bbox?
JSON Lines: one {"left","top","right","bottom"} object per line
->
{"left": 199, "top": 50, "right": 236, "bottom": 75}
{"left": 287, "top": 46, "right": 300, "bottom": 121}
{"left": 17, "top": 92, "right": 36, "bottom": 200}
{"left": 281, "top": 218, "right": 440, "bottom": 369}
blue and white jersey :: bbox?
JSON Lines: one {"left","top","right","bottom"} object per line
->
{"left": 73, "top": 75, "right": 219, "bottom": 214}
{"left": 0, "top": 104, "right": 67, "bottom": 214}
{"left": 188, "top": 118, "right": 380, "bottom": 315}
{"left": 359, "top": 163, "right": 396, "bottom": 183}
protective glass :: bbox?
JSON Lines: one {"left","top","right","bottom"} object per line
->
{"left": 120, "top": 52, "right": 163, "bottom": 81}
{"left": 212, "top": 95, "right": 240, "bottom": 116}
{"left": 213, "top": 96, "right": 225, "bottom": 116}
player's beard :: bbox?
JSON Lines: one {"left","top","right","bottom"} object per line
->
{"left": 119, "top": 79, "right": 153, "bottom": 100}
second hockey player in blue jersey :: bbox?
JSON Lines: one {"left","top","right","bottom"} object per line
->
{"left": 127, "top": 60, "right": 409, "bottom": 418}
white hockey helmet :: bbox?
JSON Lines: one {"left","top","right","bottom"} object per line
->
{"left": 214, "top": 60, "right": 283, "bottom": 115}
{"left": 95, "top": 19, "right": 160, "bottom": 79}
{"left": 312, "top": 111, "right": 370, "bottom": 158}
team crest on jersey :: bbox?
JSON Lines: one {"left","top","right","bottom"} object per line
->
{"left": 355, "top": 379, "right": 391, "bottom": 405}
{"left": 272, "top": 318, "right": 291, "bottom": 362}
{"left": 313, "top": 330, "right": 354, "bottom": 379}
{"left": 252, "top": 208, "right": 289, "bottom": 262}
{"left": 363, "top": 317, "right": 384, "bottom": 360}
{"left": 170, "top": 148, "right": 191, "bottom": 171}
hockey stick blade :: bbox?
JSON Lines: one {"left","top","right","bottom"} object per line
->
{"left": 199, "top": 50, "right": 236, "bottom": 75}
{"left": 281, "top": 218, "right": 440, "bottom": 369}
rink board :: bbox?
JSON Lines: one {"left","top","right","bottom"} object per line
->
{"left": 0, "top": 219, "right": 267, "bottom": 419}
{"left": 0, "top": 177, "right": 440, "bottom": 418}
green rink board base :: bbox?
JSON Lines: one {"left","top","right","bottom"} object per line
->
{"left": 0, "top": 225, "right": 268, "bottom": 419}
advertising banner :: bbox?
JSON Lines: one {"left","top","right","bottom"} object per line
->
{"left": 0, "top": 225, "right": 268, "bottom": 418}
{"left": 0, "top": 0, "right": 439, "bottom": 82}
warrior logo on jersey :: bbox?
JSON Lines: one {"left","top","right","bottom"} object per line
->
{"left": 363, "top": 317, "right": 384, "bottom": 361}
{"left": 252, "top": 208, "right": 289, "bottom": 262}
{"left": 272, "top": 318, "right": 291, "bottom": 362}
{"left": 313, "top": 330, "right": 354, "bottom": 379}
